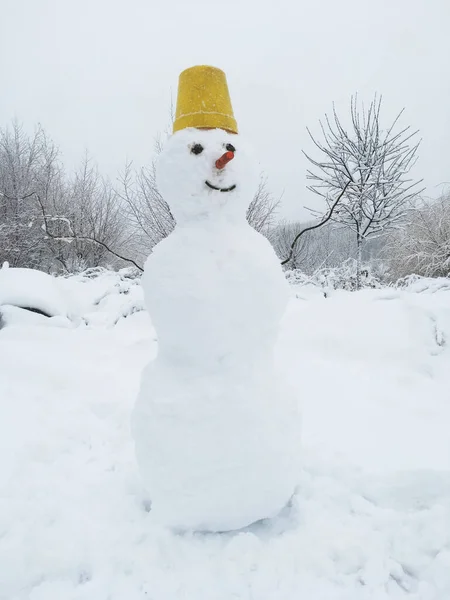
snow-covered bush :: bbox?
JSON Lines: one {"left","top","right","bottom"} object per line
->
{"left": 66, "top": 266, "right": 141, "bottom": 284}
{"left": 286, "top": 259, "right": 383, "bottom": 292}
{"left": 394, "top": 274, "right": 450, "bottom": 293}
{"left": 60, "top": 267, "right": 144, "bottom": 327}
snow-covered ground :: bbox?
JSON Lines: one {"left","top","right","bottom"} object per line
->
{"left": 1, "top": 270, "right": 449, "bottom": 599}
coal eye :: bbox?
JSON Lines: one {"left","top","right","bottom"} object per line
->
{"left": 226, "top": 143, "right": 236, "bottom": 153}
{"left": 191, "top": 143, "right": 204, "bottom": 155}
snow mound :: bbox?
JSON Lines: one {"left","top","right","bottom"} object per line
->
{"left": 0, "top": 266, "right": 71, "bottom": 318}
{"left": 1, "top": 274, "right": 449, "bottom": 598}
{"left": 0, "top": 267, "right": 146, "bottom": 330}
{"left": 0, "top": 305, "right": 73, "bottom": 330}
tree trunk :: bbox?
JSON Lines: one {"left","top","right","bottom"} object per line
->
{"left": 356, "top": 235, "right": 363, "bottom": 290}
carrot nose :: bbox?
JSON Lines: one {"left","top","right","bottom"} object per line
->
{"left": 215, "top": 151, "right": 234, "bottom": 170}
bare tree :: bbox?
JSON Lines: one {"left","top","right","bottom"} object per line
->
{"left": 304, "top": 94, "right": 423, "bottom": 288}
{"left": 246, "top": 176, "right": 280, "bottom": 233}
{"left": 64, "top": 155, "right": 127, "bottom": 269}
{"left": 41, "top": 153, "right": 137, "bottom": 272}
{"left": 386, "top": 191, "right": 450, "bottom": 279}
{"left": 118, "top": 160, "right": 175, "bottom": 266}
{"left": 0, "top": 121, "right": 137, "bottom": 273}
{"left": 0, "top": 121, "right": 63, "bottom": 268}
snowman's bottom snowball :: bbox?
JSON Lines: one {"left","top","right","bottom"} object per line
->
{"left": 132, "top": 366, "right": 301, "bottom": 532}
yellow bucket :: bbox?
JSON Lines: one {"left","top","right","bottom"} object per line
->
{"left": 173, "top": 65, "right": 238, "bottom": 134}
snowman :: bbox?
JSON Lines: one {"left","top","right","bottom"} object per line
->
{"left": 132, "top": 66, "right": 300, "bottom": 532}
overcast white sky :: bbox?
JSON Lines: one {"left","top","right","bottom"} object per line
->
{"left": 1, "top": 0, "right": 449, "bottom": 220}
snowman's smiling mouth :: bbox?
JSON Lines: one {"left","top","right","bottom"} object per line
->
{"left": 205, "top": 181, "right": 236, "bottom": 193}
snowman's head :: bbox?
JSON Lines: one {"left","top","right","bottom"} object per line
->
{"left": 156, "top": 128, "right": 259, "bottom": 225}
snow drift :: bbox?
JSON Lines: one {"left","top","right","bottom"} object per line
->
{"left": 0, "top": 270, "right": 449, "bottom": 598}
